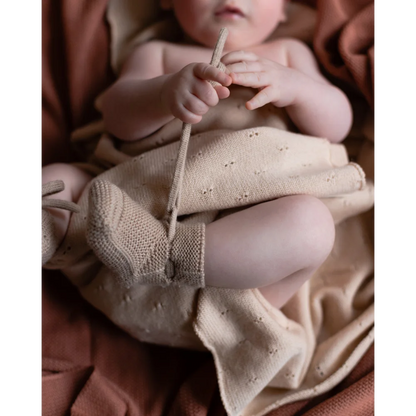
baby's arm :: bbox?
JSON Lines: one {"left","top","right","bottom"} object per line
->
{"left": 223, "top": 39, "right": 352, "bottom": 143}
{"left": 101, "top": 42, "right": 232, "bottom": 141}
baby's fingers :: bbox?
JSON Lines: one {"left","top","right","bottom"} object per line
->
{"left": 221, "top": 50, "right": 258, "bottom": 65}
{"left": 193, "top": 63, "right": 232, "bottom": 86}
{"left": 230, "top": 71, "right": 269, "bottom": 89}
{"left": 246, "top": 86, "right": 275, "bottom": 110}
{"left": 226, "top": 60, "right": 263, "bottom": 74}
{"left": 214, "top": 85, "right": 230, "bottom": 100}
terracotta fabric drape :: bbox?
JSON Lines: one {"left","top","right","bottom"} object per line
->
{"left": 42, "top": 0, "right": 114, "bottom": 165}
{"left": 42, "top": 0, "right": 374, "bottom": 414}
{"left": 312, "top": 0, "right": 374, "bottom": 106}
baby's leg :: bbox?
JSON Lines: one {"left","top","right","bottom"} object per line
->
{"left": 42, "top": 163, "right": 92, "bottom": 245}
{"left": 204, "top": 195, "right": 335, "bottom": 309}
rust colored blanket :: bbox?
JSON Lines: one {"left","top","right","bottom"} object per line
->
{"left": 42, "top": 0, "right": 374, "bottom": 414}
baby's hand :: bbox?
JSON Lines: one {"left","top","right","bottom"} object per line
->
{"left": 161, "top": 63, "right": 232, "bottom": 124}
{"left": 222, "top": 51, "right": 301, "bottom": 110}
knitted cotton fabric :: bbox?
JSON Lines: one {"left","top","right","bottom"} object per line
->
{"left": 42, "top": 209, "right": 59, "bottom": 265}
{"left": 87, "top": 179, "right": 205, "bottom": 288}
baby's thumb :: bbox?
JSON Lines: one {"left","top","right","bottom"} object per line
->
{"left": 214, "top": 85, "right": 230, "bottom": 100}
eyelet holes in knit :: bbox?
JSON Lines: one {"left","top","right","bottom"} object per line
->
{"left": 201, "top": 187, "right": 214, "bottom": 196}
{"left": 62, "top": 246, "right": 71, "bottom": 256}
{"left": 247, "top": 375, "right": 259, "bottom": 385}
{"left": 326, "top": 172, "right": 336, "bottom": 182}
{"left": 190, "top": 150, "right": 203, "bottom": 159}
{"left": 248, "top": 131, "right": 259, "bottom": 138}
{"left": 278, "top": 145, "right": 289, "bottom": 152}
{"left": 236, "top": 191, "right": 250, "bottom": 202}
{"left": 224, "top": 160, "right": 236, "bottom": 168}
{"left": 268, "top": 348, "right": 278, "bottom": 356}
{"left": 316, "top": 365, "right": 325, "bottom": 377}
{"left": 254, "top": 169, "right": 267, "bottom": 175}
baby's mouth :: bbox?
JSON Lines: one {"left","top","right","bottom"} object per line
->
{"left": 214, "top": 5, "right": 245, "bottom": 20}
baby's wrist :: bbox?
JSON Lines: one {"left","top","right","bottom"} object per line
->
{"left": 159, "top": 73, "right": 175, "bottom": 116}
{"left": 285, "top": 70, "right": 314, "bottom": 107}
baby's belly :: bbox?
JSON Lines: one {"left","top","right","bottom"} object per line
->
{"left": 121, "top": 85, "right": 292, "bottom": 157}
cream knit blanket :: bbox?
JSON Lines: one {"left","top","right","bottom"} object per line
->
{"left": 45, "top": 2, "right": 375, "bottom": 415}
{"left": 48, "top": 121, "right": 374, "bottom": 416}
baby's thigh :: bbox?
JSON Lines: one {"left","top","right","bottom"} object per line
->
{"left": 205, "top": 195, "right": 335, "bottom": 288}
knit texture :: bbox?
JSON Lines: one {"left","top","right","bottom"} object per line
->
{"left": 87, "top": 179, "right": 205, "bottom": 288}
{"left": 47, "top": 125, "right": 374, "bottom": 416}
{"left": 42, "top": 209, "right": 59, "bottom": 265}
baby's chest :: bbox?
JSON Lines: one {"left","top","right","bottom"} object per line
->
{"left": 163, "top": 41, "right": 287, "bottom": 74}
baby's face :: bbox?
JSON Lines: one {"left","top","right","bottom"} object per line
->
{"left": 166, "top": 0, "right": 287, "bottom": 50}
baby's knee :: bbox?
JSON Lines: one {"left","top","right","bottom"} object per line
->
{"left": 42, "top": 163, "right": 92, "bottom": 201}
{"left": 42, "top": 163, "right": 76, "bottom": 183}
{"left": 286, "top": 195, "right": 335, "bottom": 267}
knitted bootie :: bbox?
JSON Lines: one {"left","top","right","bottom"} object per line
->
{"left": 42, "top": 180, "right": 80, "bottom": 265}
{"left": 42, "top": 209, "right": 59, "bottom": 265}
{"left": 86, "top": 179, "right": 205, "bottom": 288}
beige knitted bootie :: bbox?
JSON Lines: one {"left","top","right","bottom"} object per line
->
{"left": 42, "top": 180, "right": 80, "bottom": 265}
{"left": 42, "top": 209, "right": 59, "bottom": 265}
{"left": 86, "top": 179, "right": 205, "bottom": 288}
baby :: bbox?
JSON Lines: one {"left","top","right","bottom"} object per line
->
{"left": 42, "top": 0, "right": 353, "bottom": 309}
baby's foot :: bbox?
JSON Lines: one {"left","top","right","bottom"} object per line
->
{"left": 86, "top": 180, "right": 205, "bottom": 288}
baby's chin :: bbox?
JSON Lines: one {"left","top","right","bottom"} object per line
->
{"left": 194, "top": 33, "right": 259, "bottom": 51}
{"left": 198, "top": 28, "right": 274, "bottom": 51}
{"left": 224, "top": 35, "right": 270, "bottom": 52}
